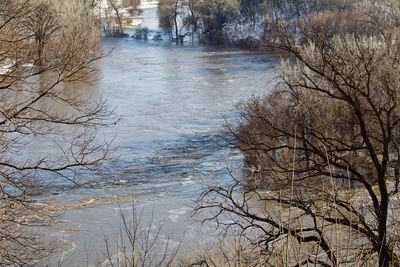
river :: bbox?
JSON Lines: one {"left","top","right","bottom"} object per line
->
{"left": 46, "top": 4, "right": 279, "bottom": 266}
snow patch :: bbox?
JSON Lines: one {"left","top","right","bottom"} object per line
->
{"left": 168, "top": 207, "right": 191, "bottom": 222}
{"left": 223, "top": 15, "right": 265, "bottom": 44}
{"left": 0, "top": 59, "right": 15, "bottom": 75}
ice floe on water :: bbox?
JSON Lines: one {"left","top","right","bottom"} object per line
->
{"left": 181, "top": 176, "right": 196, "bottom": 186}
{"left": 168, "top": 207, "right": 191, "bottom": 222}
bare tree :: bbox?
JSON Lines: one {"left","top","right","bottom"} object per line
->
{"left": 108, "top": 0, "right": 125, "bottom": 35}
{"left": 122, "top": 0, "right": 141, "bottom": 11}
{"left": 158, "top": 0, "right": 183, "bottom": 42}
{"left": 23, "top": 1, "right": 60, "bottom": 66}
{"left": 103, "top": 204, "right": 180, "bottom": 267}
{"left": 194, "top": 5, "right": 400, "bottom": 267}
{"left": 0, "top": 0, "right": 115, "bottom": 265}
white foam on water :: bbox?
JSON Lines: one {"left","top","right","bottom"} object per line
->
{"left": 168, "top": 207, "right": 191, "bottom": 222}
{"left": 181, "top": 176, "right": 196, "bottom": 185}
{"left": 168, "top": 214, "right": 179, "bottom": 222}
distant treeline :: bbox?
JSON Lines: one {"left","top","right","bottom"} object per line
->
{"left": 157, "top": 0, "right": 400, "bottom": 47}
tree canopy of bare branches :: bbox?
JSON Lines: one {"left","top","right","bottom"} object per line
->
{"left": 195, "top": 4, "right": 400, "bottom": 267}
{"left": 0, "top": 0, "right": 115, "bottom": 265}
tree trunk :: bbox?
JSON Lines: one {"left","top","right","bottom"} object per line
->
{"left": 378, "top": 185, "right": 390, "bottom": 267}
{"left": 37, "top": 38, "right": 44, "bottom": 66}
{"left": 174, "top": 0, "right": 179, "bottom": 42}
